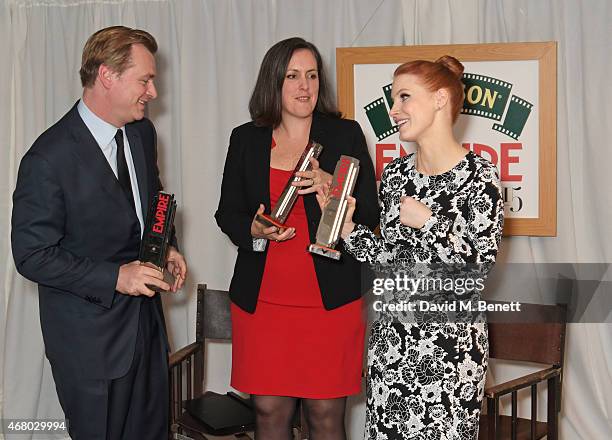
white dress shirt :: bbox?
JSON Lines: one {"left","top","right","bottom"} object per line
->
{"left": 77, "top": 100, "right": 145, "bottom": 236}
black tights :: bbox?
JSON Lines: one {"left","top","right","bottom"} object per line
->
{"left": 252, "top": 395, "right": 347, "bottom": 440}
{"left": 302, "top": 397, "right": 347, "bottom": 440}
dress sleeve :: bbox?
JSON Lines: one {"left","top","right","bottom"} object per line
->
{"left": 343, "top": 165, "right": 399, "bottom": 265}
{"left": 414, "top": 164, "right": 504, "bottom": 266}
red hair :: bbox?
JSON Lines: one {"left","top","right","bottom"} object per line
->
{"left": 394, "top": 55, "right": 465, "bottom": 122}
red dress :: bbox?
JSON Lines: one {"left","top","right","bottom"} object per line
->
{"left": 230, "top": 159, "right": 366, "bottom": 398}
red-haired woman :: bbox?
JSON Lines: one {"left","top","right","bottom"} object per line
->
{"left": 334, "top": 56, "right": 504, "bottom": 438}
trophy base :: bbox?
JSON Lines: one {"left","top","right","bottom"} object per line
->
{"left": 140, "top": 261, "right": 176, "bottom": 292}
{"left": 308, "top": 243, "right": 341, "bottom": 260}
{"left": 256, "top": 213, "right": 289, "bottom": 230}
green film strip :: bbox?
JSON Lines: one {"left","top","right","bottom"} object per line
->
{"left": 493, "top": 95, "right": 533, "bottom": 140}
{"left": 365, "top": 97, "right": 398, "bottom": 141}
{"left": 383, "top": 83, "right": 394, "bottom": 109}
{"left": 462, "top": 73, "right": 512, "bottom": 121}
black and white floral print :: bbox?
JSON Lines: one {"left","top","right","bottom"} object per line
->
{"left": 344, "top": 152, "right": 504, "bottom": 440}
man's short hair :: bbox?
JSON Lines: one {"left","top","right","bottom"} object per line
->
{"left": 79, "top": 26, "right": 157, "bottom": 88}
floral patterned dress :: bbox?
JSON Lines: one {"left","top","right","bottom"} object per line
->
{"left": 343, "top": 151, "right": 504, "bottom": 440}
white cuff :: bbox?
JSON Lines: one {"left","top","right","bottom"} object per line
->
{"left": 252, "top": 238, "right": 267, "bottom": 252}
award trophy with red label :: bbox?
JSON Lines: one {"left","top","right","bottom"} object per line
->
{"left": 139, "top": 191, "right": 177, "bottom": 290}
{"left": 256, "top": 140, "right": 323, "bottom": 229}
{"left": 308, "top": 155, "right": 360, "bottom": 260}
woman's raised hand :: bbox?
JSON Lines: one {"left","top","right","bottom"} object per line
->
{"left": 294, "top": 158, "right": 333, "bottom": 195}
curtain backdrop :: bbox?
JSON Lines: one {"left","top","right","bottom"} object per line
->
{"left": 1, "top": 1, "right": 609, "bottom": 439}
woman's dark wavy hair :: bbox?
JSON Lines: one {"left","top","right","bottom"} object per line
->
{"left": 249, "top": 37, "right": 341, "bottom": 127}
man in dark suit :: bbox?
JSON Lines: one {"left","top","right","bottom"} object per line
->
{"left": 11, "top": 26, "right": 187, "bottom": 439}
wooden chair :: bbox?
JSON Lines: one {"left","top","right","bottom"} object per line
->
{"left": 479, "top": 302, "right": 567, "bottom": 440}
{"left": 169, "top": 284, "right": 306, "bottom": 440}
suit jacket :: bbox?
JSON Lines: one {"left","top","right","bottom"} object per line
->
{"left": 215, "top": 112, "right": 380, "bottom": 312}
{"left": 11, "top": 102, "right": 168, "bottom": 379}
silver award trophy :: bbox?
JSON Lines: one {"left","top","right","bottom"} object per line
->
{"left": 256, "top": 140, "right": 324, "bottom": 229}
{"left": 139, "top": 191, "right": 177, "bottom": 291}
{"left": 308, "top": 155, "right": 360, "bottom": 260}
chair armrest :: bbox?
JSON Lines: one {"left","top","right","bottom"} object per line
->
{"left": 485, "top": 366, "right": 561, "bottom": 398}
{"left": 169, "top": 341, "right": 202, "bottom": 368}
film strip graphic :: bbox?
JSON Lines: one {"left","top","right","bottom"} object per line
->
{"left": 493, "top": 95, "right": 533, "bottom": 140}
{"left": 383, "top": 83, "right": 394, "bottom": 109}
{"left": 364, "top": 83, "right": 397, "bottom": 141}
{"left": 462, "top": 73, "right": 512, "bottom": 121}
{"left": 461, "top": 73, "right": 533, "bottom": 140}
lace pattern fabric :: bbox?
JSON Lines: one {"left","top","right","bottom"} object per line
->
{"left": 344, "top": 152, "right": 504, "bottom": 439}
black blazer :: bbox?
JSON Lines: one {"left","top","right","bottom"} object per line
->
{"left": 11, "top": 103, "right": 168, "bottom": 379}
{"left": 215, "top": 112, "right": 379, "bottom": 312}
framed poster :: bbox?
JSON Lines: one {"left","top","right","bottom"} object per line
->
{"left": 337, "top": 42, "right": 556, "bottom": 236}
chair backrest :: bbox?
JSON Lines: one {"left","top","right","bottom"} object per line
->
{"left": 487, "top": 302, "right": 567, "bottom": 366}
{"left": 196, "top": 284, "right": 232, "bottom": 342}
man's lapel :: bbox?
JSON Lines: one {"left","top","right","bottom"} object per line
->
{"left": 68, "top": 107, "right": 127, "bottom": 207}
{"left": 68, "top": 105, "right": 142, "bottom": 219}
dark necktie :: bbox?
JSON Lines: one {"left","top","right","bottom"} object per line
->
{"left": 114, "top": 129, "right": 135, "bottom": 211}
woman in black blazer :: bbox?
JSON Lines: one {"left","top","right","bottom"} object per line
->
{"left": 215, "top": 37, "right": 378, "bottom": 439}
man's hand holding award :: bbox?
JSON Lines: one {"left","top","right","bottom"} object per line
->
{"left": 136, "top": 191, "right": 187, "bottom": 293}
